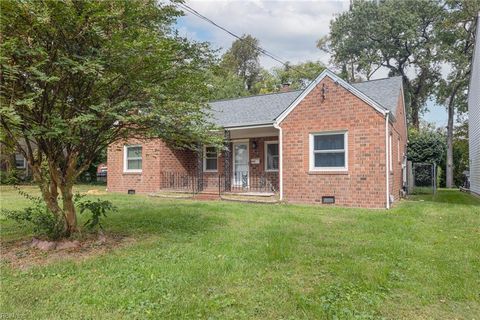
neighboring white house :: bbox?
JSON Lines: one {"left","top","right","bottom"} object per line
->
{"left": 468, "top": 13, "right": 480, "bottom": 195}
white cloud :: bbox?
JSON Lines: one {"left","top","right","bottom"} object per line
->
{"left": 176, "top": 0, "right": 350, "bottom": 69}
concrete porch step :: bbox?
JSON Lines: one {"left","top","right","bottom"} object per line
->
{"left": 220, "top": 193, "right": 279, "bottom": 204}
{"left": 149, "top": 189, "right": 279, "bottom": 203}
{"left": 194, "top": 192, "right": 221, "bottom": 200}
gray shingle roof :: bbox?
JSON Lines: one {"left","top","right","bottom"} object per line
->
{"left": 351, "top": 76, "right": 403, "bottom": 115}
{"left": 208, "top": 75, "right": 403, "bottom": 128}
{"left": 209, "top": 90, "right": 302, "bottom": 127}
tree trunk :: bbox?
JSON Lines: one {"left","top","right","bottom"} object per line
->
{"left": 33, "top": 163, "right": 78, "bottom": 237}
{"left": 60, "top": 184, "right": 77, "bottom": 235}
{"left": 410, "top": 99, "right": 420, "bottom": 130}
{"left": 446, "top": 93, "right": 455, "bottom": 188}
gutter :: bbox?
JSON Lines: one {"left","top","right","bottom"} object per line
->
{"left": 273, "top": 122, "right": 283, "bottom": 201}
{"left": 385, "top": 111, "right": 390, "bottom": 209}
{"left": 224, "top": 123, "right": 274, "bottom": 130}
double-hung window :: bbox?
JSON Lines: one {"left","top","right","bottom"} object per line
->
{"left": 15, "top": 153, "right": 26, "bottom": 169}
{"left": 309, "top": 131, "right": 348, "bottom": 171}
{"left": 265, "top": 141, "right": 279, "bottom": 172}
{"left": 203, "top": 146, "right": 218, "bottom": 172}
{"left": 124, "top": 145, "right": 142, "bottom": 173}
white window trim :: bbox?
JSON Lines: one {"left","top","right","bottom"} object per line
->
{"left": 309, "top": 131, "right": 348, "bottom": 172}
{"left": 389, "top": 134, "right": 393, "bottom": 172}
{"left": 264, "top": 141, "right": 279, "bottom": 172}
{"left": 123, "top": 145, "right": 142, "bottom": 173}
{"left": 15, "top": 153, "right": 26, "bottom": 169}
{"left": 203, "top": 145, "right": 218, "bottom": 172}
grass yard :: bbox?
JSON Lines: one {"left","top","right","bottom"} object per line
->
{"left": 0, "top": 185, "right": 479, "bottom": 319}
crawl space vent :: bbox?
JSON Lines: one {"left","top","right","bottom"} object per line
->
{"left": 128, "top": 189, "right": 136, "bottom": 195}
{"left": 322, "top": 196, "right": 335, "bottom": 204}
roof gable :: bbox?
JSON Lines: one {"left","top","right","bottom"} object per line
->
{"left": 208, "top": 69, "right": 404, "bottom": 128}
{"left": 275, "top": 69, "right": 390, "bottom": 124}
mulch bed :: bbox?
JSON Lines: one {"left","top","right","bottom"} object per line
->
{"left": 0, "top": 233, "right": 134, "bottom": 270}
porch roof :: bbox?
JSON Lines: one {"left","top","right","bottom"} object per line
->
{"left": 209, "top": 90, "right": 302, "bottom": 128}
{"left": 208, "top": 74, "right": 403, "bottom": 128}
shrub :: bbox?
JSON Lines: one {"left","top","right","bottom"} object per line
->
{"left": 0, "top": 170, "right": 19, "bottom": 185}
{"left": 3, "top": 202, "right": 65, "bottom": 240}
{"left": 407, "top": 128, "right": 446, "bottom": 166}
{"left": 75, "top": 194, "right": 116, "bottom": 231}
{"left": 2, "top": 189, "right": 116, "bottom": 239}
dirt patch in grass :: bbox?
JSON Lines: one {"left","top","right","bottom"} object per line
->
{"left": 0, "top": 233, "right": 134, "bottom": 270}
{"left": 84, "top": 188, "right": 107, "bottom": 195}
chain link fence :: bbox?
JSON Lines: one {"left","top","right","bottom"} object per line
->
{"left": 407, "top": 162, "right": 437, "bottom": 195}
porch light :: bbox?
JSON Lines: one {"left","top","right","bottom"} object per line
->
{"left": 252, "top": 140, "right": 258, "bottom": 150}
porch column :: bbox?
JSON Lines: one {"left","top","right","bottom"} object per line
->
{"left": 196, "top": 143, "right": 203, "bottom": 192}
{"left": 223, "top": 130, "right": 231, "bottom": 192}
{"left": 273, "top": 123, "right": 283, "bottom": 201}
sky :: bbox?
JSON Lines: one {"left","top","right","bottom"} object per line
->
{"left": 175, "top": 0, "right": 448, "bottom": 127}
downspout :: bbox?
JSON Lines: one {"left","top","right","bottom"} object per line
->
{"left": 385, "top": 111, "right": 390, "bottom": 209}
{"left": 273, "top": 122, "right": 283, "bottom": 201}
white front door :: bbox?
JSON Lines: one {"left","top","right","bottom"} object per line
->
{"left": 233, "top": 141, "right": 249, "bottom": 187}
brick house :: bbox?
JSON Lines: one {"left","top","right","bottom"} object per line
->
{"left": 107, "top": 69, "right": 407, "bottom": 208}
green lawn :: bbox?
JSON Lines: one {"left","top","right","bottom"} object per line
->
{"left": 0, "top": 185, "right": 479, "bottom": 319}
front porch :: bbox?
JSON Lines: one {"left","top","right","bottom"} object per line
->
{"left": 156, "top": 125, "right": 280, "bottom": 201}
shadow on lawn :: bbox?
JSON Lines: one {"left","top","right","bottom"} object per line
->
{"left": 106, "top": 202, "right": 228, "bottom": 237}
{"left": 409, "top": 189, "right": 480, "bottom": 206}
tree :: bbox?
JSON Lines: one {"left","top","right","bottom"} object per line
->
{"left": 323, "top": 0, "right": 443, "bottom": 129}
{"left": 205, "top": 66, "right": 249, "bottom": 100}
{"left": 453, "top": 120, "right": 469, "bottom": 187}
{"left": 407, "top": 127, "right": 447, "bottom": 167}
{"left": 0, "top": 0, "right": 220, "bottom": 236}
{"left": 221, "top": 34, "right": 261, "bottom": 92}
{"left": 254, "top": 61, "right": 325, "bottom": 93}
{"left": 435, "top": 0, "right": 479, "bottom": 188}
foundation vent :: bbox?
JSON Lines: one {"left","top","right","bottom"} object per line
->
{"left": 322, "top": 196, "right": 335, "bottom": 204}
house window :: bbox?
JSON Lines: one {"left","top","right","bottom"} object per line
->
{"left": 203, "top": 146, "right": 217, "bottom": 172}
{"left": 265, "top": 141, "right": 279, "bottom": 171}
{"left": 15, "top": 153, "right": 26, "bottom": 169}
{"left": 309, "top": 131, "right": 348, "bottom": 171}
{"left": 124, "top": 145, "right": 142, "bottom": 173}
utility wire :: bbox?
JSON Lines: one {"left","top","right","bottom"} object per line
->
{"left": 172, "top": 1, "right": 311, "bottom": 79}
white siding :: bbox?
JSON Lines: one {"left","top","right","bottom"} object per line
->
{"left": 468, "top": 14, "right": 480, "bottom": 195}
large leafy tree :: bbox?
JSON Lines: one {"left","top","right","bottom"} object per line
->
{"left": 0, "top": 0, "right": 219, "bottom": 236}
{"left": 435, "top": 0, "right": 479, "bottom": 188}
{"left": 206, "top": 66, "right": 249, "bottom": 100}
{"left": 221, "top": 34, "right": 261, "bottom": 92}
{"left": 323, "top": 0, "right": 443, "bottom": 129}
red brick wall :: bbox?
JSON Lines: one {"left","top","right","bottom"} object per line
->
{"left": 107, "top": 138, "right": 195, "bottom": 194}
{"left": 389, "top": 92, "right": 408, "bottom": 204}
{"left": 201, "top": 145, "right": 225, "bottom": 191}
{"left": 279, "top": 76, "right": 389, "bottom": 208}
{"left": 248, "top": 137, "right": 280, "bottom": 190}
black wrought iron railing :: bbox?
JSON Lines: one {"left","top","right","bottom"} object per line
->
{"left": 219, "top": 171, "right": 279, "bottom": 194}
{"left": 160, "top": 171, "right": 197, "bottom": 192}
{"left": 159, "top": 171, "right": 279, "bottom": 195}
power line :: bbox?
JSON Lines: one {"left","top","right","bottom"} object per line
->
{"left": 175, "top": 2, "right": 287, "bottom": 66}
{"left": 172, "top": 1, "right": 311, "bottom": 79}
